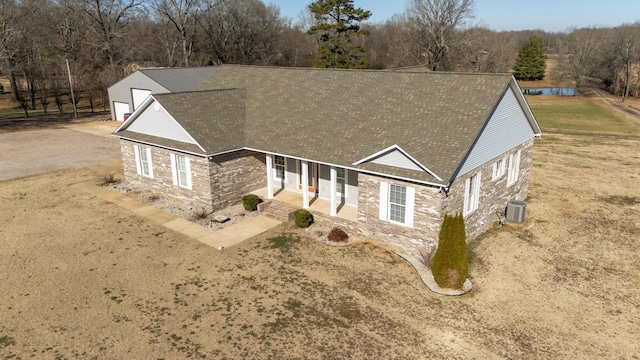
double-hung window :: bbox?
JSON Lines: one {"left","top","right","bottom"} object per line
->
{"left": 507, "top": 150, "right": 521, "bottom": 187}
{"left": 336, "top": 167, "right": 346, "bottom": 195}
{"left": 464, "top": 172, "right": 481, "bottom": 216}
{"left": 171, "top": 153, "right": 192, "bottom": 189}
{"left": 134, "top": 145, "right": 153, "bottom": 178}
{"left": 492, "top": 157, "right": 506, "bottom": 180}
{"left": 379, "top": 181, "right": 415, "bottom": 227}
{"left": 274, "top": 155, "right": 285, "bottom": 180}
{"left": 389, "top": 184, "right": 407, "bottom": 223}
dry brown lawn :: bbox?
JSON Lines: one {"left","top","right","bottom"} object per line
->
{"left": 1, "top": 113, "right": 640, "bottom": 358}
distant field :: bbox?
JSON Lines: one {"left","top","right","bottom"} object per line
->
{"left": 526, "top": 96, "right": 640, "bottom": 134}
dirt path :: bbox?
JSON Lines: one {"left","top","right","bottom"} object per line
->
{"left": 589, "top": 86, "right": 640, "bottom": 123}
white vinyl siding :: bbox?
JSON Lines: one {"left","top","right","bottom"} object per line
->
{"left": 379, "top": 181, "right": 415, "bottom": 227}
{"left": 507, "top": 150, "right": 521, "bottom": 187}
{"left": 126, "top": 100, "right": 197, "bottom": 144}
{"left": 457, "top": 87, "right": 536, "bottom": 177}
{"left": 492, "top": 157, "right": 506, "bottom": 180}
{"left": 171, "top": 153, "right": 192, "bottom": 189}
{"left": 464, "top": 172, "right": 481, "bottom": 216}
{"left": 274, "top": 155, "right": 285, "bottom": 180}
{"left": 134, "top": 145, "right": 153, "bottom": 178}
{"left": 371, "top": 149, "right": 423, "bottom": 171}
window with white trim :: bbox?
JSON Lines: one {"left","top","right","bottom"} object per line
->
{"left": 172, "top": 154, "right": 192, "bottom": 189}
{"left": 507, "top": 150, "right": 521, "bottom": 187}
{"left": 492, "top": 157, "right": 506, "bottom": 180}
{"left": 389, "top": 184, "right": 407, "bottom": 223}
{"left": 379, "top": 181, "right": 415, "bottom": 227}
{"left": 336, "top": 167, "right": 346, "bottom": 194}
{"left": 134, "top": 145, "right": 153, "bottom": 178}
{"left": 464, "top": 172, "right": 481, "bottom": 216}
{"left": 274, "top": 155, "right": 285, "bottom": 180}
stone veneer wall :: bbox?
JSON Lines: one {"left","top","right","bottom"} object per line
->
{"left": 120, "top": 140, "right": 214, "bottom": 211}
{"left": 443, "top": 139, "right": 534, "bottom": 240}
{"left": 357, "top": 173, "right": 446, "bottom": 255}
{"left": 208, "top": 150, "right": 266, "bottom": 211}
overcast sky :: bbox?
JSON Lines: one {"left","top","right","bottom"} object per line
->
{"left": 268, "top": 0, "right": 640, "bottom": 32}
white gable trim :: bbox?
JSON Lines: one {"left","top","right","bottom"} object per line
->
{"left": 352, "top": 144, "right": 443, "bottom": 182}
{"left": 113, "top": 95, "right": 206, "bottom": 153}
{"left": 113, "top": 95, "right": 156, "bottom": 132}
{"left": 509, "top": 77, "right": 542, "bottom": 137}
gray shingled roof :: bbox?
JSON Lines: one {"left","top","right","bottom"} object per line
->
{"left": 140, "top": 66, "right": 218, "bottom": 92}
{"left": 153, "top": 89, "right": 246, "bottom": 152}
{"left": 117, "top": 65, "right": 519, "bottom": 185}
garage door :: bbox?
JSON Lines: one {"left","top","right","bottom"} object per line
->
{"left": 113, "top": 101, "right": 130, "bottom": 121}
{"left": 132, "top": 89, "right": 152, "bottom": 110}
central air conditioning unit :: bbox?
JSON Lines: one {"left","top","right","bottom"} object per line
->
{"left": 506, "top": 200, "right": 527, "bottom": 223}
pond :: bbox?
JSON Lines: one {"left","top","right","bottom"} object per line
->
{"left": 521, "top": 87, "right": 578, "bottom": 96}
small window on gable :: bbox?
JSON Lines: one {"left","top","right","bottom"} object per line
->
{"left": 492, "top": 157, "right": 506, "bottom": 180}
{"left": 274, "top": 155, "right": 285, "bottom": 180}
{"left": 507, "top": 150, "right": 521, "bottom": 187}
{"left": 134, "top": 145, "right": 154, "bottom": 178}
{"left": 464, "top": 172, "right": 481, "bottom": 216}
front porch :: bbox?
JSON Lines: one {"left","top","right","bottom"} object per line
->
{"left": 251, "top": 187, "right": 358, "bottom": 223}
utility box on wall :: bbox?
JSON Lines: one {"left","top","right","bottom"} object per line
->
{"left": 506, "top": 200, "right": 527, "bottom": 223}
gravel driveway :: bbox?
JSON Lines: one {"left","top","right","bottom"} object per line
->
{"left": 0, "top": 121, "right": 121, "bottom": 181}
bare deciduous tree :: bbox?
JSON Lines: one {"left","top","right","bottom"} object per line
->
{"left": 80, "top": 0, "right": 143, "bottom": 75}
{"left": 153, "top": 0, "right": 202, "bottom": 67}
{"left": 199, "top": 0, "right": 284, "bottom": 65}
{"left": 406, "top": 0, "right": 475, "bottom": 71}
{"left": 555, "top": 27, "right": 604, "bottom": 88}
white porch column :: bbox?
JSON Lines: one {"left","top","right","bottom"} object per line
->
{"left": 301, "top": 161, "right": 309, "bottom": 209}
{"left": 329, "top": 166, "right": 337, "bottom": 216}
{"left": 266, "top": 154, "right": 274, "bottom": 199}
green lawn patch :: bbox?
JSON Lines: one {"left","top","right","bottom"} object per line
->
{"left": 527, "top": 97, "right": 640, "bottom": 134}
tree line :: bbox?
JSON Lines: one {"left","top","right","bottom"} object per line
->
{"left": 1, "top": 0, "right": 639, "bottom": 116}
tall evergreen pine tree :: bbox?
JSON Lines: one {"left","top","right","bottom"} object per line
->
{"left": 307, "top": 0, "right": 371, "bottom": 69}
{"left": 513, "top": 35, "right": 547, "bottom": 81}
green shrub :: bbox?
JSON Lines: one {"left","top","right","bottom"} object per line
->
{"left": 242, "top": 194, "right": 262, "bottom": 211}
{"left": 430, "top": 213, "right": 469, "bottom": 289}
{"left": 293, "top": 209, "right": 313, "bottom": 228}
{"left": 327, "top": 227, "right": 349, "bottom": 243}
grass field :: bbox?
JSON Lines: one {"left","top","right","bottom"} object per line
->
{"left": 526, "top": 96, "right": 640, "bottom": 134}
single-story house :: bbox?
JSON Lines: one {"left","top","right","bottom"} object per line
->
{"left": 112, "top": 65, "right": 541, "bottom": 255}
{"left": 107, "top": 66, "right": 217, "bottom": 121}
